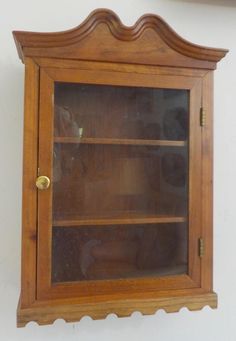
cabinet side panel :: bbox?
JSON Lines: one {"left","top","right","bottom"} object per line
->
{"left": 201, "top": 71, "right": 214, "bottom": 291}
{"left": 188, "top": 81, "right": 202, "bottom": 286}
{"left": 20, "top": 58, "right": 39, "bottom": 307}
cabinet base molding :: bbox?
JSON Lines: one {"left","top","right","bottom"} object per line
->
{"left": 17, "top": 292, "right": 217, "bottom": 327}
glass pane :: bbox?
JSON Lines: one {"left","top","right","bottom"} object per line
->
{"left": 52, "top": 223, "right": 188, "bottom": 283}
{"left": 54, "top": 83, "right": 189, "bottom": 140}
{"left": 52, "top": 82, "right": 189, "bottom": 284}
{"left": 53, "top": 144, "right": 187, "bottom": 220}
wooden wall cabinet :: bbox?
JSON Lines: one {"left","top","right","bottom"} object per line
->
{"left": 13, "top": 9, "right": 228, "bottom": 327}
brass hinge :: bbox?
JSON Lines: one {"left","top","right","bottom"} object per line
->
{"left": 199, "top": 238, "right": 204, "bottom": 258}
{"left": 200, "top": 107, "right": 206, "bottom": 127}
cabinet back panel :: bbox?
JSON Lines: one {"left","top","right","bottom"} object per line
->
{"left": 52, "top": 224, "right": 188, "bottom": 283}
{"left": 54, "top": 83, "right": 189, "bottom": 141}
{"left": 52, "top": 144, "right": 188, "bottom": 220}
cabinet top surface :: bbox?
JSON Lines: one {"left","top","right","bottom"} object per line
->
{"left": 13, "top": 9, "right": 228, "bottom": 69}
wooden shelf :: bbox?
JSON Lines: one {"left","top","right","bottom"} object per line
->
{"left": 54, "top": 136, "right": 187, "bottom": 147}
{"left": 53, "top": 264, "right": 188, "bottom": 284}
{"left": 53, "top": 213, "right": 187, "bottom": 227}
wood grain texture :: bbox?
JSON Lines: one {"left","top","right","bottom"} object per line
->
{"left": 188, "top": 80, "right": 202, "bottom": 286}
{"left": 20, "top": 58, "right": 39, "bottom": 307}
{"left": 37, "top": 69, "right": 54, "bottom": 302}
{"left": 17, "top": 291, "right": 217, "bottom": 327}
{"left": 45, "top": 67, "right": 200, "bottom": 89}
{"left": 34, "top": 58, "right": 209, "bottom": 78}
{"left": 201, "top": 71, "right": 214, "bottom": 291}
{"left": 36, "top": 66, "right": 199, "bottom": 302}
{"left": 38, "top": 275, "right": 197, "bottom": 301}
{"left": 13, "top": 9, "right": 228, "bottom": 69}
{"left": 14, "top": 9, "right": 227, "bottom": 327}
{"left": 53, "top": 215, "right": 186, "bottom": 227}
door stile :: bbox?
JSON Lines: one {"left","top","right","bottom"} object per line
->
{"left": 37, "top": 69, "right": 54, "bottom": 299}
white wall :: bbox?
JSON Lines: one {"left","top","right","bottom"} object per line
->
{"left": 0, "top": 0, "right": 235, "bottom": 340}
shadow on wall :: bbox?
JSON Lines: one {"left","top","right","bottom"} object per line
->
{"left": 171, "top": 0, "right": 236, "bottom": 7}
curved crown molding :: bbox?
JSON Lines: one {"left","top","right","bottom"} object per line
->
{"left": 13, "top": 8, "right": 228, "bottom": 64}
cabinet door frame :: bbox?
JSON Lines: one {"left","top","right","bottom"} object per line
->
{"left": 36, "top": 64, "right": 202, "bottom": 301}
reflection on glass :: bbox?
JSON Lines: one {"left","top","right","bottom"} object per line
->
{"left": 51, "top": 83, "right": 190, "bottom": 284}
{"left": 54, "top": 83, "right": 189, "bottom": 140}
{"left": 52, "top": 145, "right": 188, "bottom": 220}
{"left": 52, "top": 224, "right": 188, "bottom": 283}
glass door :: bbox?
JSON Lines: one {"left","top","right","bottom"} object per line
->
{"left": 37, "top": 68, "right": 202, "bottom": 299}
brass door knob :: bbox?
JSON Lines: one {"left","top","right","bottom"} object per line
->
{"left": 36, "top": 176, "right": 50, "bottom": 190}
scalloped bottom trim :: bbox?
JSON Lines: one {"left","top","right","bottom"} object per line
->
{"left": 17, "top": 292, "right": 217, "bottom": 327}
